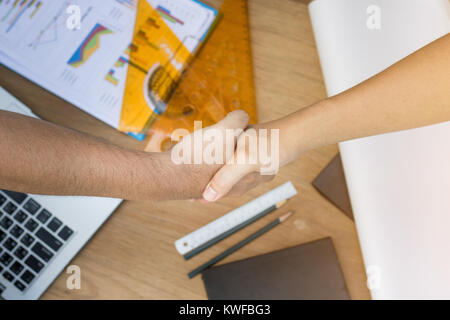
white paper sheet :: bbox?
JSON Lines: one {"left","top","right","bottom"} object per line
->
{"left": 0, "top": 0, "right": 216, "bottom": 129}
{"left": 309, "top": 0, "right": 450, "bottom": 299}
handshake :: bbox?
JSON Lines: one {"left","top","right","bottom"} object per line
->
{"left": 2, "top": 35, "right": 443, "bottom": 202}
{"left": 160, "top": 110, "right": 288, "bottom": 202}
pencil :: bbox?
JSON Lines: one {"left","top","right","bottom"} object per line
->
{"left": 188, "top": 211, "right": 294, "bottom": 278}
{"left": 184, "top": 200, "right": 288, "bottom": 260}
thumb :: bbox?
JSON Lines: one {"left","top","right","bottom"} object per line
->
{"left": 203, "top": 162, "right": 256, "bottom": 202}
{"left": 213, "top": 110, "right": 250, "bottom": 131}
{"left": 205, "top": 110, "right": 250, "bottom": 165}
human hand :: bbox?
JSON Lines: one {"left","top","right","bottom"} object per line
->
{"left": 202, "top": 122, "right": 285, "bottom": 202}
{"left": 164, "top": 110, "right": 250, "bottom": 200}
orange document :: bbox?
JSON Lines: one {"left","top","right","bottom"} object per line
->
{"left": 119, "top": 0, "right": 195, "bottom": 133}
{"left": 119, "top": 0, "right": 257, "bottom": 152}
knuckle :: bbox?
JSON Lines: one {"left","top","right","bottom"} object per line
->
{"left": 231, "top": 110, "right": 249, "bottom": 122}
{"left": 211, "top": 176, "right": 230, "bottom": 193}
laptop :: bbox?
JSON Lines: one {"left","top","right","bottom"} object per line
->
{"left": 309, "top": 0, "right": 450, "bottom": 299}
{"left": 0, "top": 86, "right": 123, "bottom": 300}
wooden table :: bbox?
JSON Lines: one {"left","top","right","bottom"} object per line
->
{"left": 0, "top": 0, "right": 371, "bottom": 299}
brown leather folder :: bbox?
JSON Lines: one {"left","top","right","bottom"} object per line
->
{"left": 201, "top": 237, "right": 350, "bottom": 300}
{"left": 313, "top": 154, "right": 354, "bottom": 220}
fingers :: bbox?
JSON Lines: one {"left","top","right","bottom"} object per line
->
{"left": 226, "top": 172, "right": 262, "bottom": 197}
{"left": 204, "top": 110, "right": 250, "bottom": 165}
{"left": 173, "top": 110, "right": 249, "bottom": 165}
{"left": 213, "top": 110, "right": 250, "bottom": 131}
{"left": 197, "top": 172, "right": 274, "bottom": 203}
{"left": 227, "top": 173, "right": 275, "bottom": 197}
{"left": 203, "top": 162, "right": 257, "bottom": 202}
{"left": 198, "top": 112, "right": 280, "bottom": 202}
{"left": 202, "top": 114, "right": 256, "bottom": 202}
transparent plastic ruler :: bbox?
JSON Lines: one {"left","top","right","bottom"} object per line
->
{"left": 175, "top": 182, "right": 298, "bottom": 255}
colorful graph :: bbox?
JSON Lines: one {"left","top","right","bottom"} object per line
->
{"left": 1, "top": 0, "right": 20, "bottom": 23}
{"left": 104, "top": 45, "right": 131, "bottom": 86}
{"left": 114, "top": 56, "right": 128, "bottom": 67}
{"left": 68, "top": 23, "right": 113, "bottom": 68}
{"left": 156, "top": 5, "right": 184, "bottom": 25}
{"left": 115, "top": 0, "right": 135, "bottom": 10}
{"left": 30, "top": 1, "right": 41, "bottom": 18}
{"left": 124, "top": 43, "right": 137, "bottom": 56}
{"left": 5, "top": 0, "right": 38, "bottom": 32}
{"left": 105, "top": 69, "right": 119, "bottom": 86}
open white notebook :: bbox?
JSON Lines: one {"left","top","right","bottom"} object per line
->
{"left": 309, "top": 0, "right": 450, "bottom": 299}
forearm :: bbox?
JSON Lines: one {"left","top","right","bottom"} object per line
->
{"left": 277, "top": 33, "right": 450, "bottom": 162}
{"left": 201, "top": 34, "right": 450, "bottom": 201}
{"left": 0, "top": 111, "right": 202, "bottom": 200}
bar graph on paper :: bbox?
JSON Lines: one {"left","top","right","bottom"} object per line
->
{"left": 0, "top": 0, "right": 43, "bottom": 33}
{"left": 156, "top": 5, "right": 184, "bottom": 25}
{"left": 115, "top": 0, "right": 137, "bottom": 10}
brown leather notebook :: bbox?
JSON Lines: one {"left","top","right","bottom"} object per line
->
{"left": 313, "top": 154, "right": 354, "bottom": 220}
{"left": 201, "top": 237, "right": 350, "bottom": 300}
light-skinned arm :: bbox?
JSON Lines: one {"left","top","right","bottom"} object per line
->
{"left": 0, "top": 109, "right": 249, "bottom": 200}
{"left": 203, "top": 33, "right": 450, "bottom": 202}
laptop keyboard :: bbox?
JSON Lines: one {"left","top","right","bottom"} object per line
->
{"left": 0, "top": 190, "right": 74, "bottom": 293}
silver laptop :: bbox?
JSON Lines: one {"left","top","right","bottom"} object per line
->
{"left": 0, "top": 86, "right": 122, "bottom": 300}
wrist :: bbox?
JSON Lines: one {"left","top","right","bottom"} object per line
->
{"left": 276, "top": 99, "right": 335, "bottom": 162}
{"left": 254, "top": 118, "right": 301, "bottom": 167}
{"left": 143, "top": 151, "right": 220, "bottom": 200}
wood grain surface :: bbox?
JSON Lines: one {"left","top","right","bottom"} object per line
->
{"left": 0, "top": 0, "right": 370, "bottom": 300}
